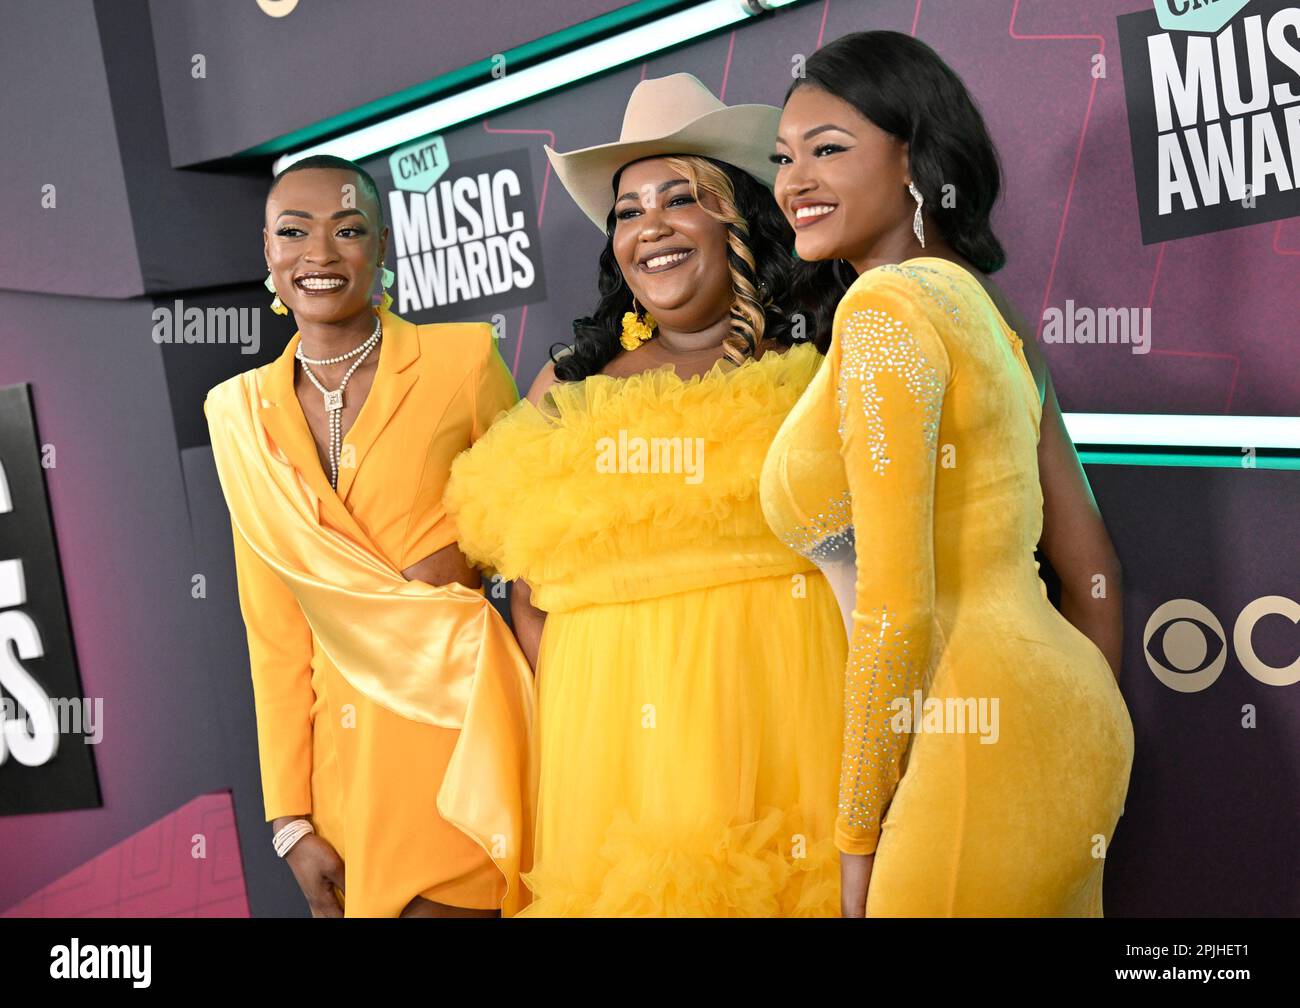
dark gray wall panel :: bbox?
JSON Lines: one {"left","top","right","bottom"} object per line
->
{"left": 183, "top": 445, "right": 306, "bottom": 917}
{"left": 0, "top": 1, "right": 141, "bottom": 298}
{"left": 96, "top": 0, "right": 272, "bottom": 295}
{"left": 155, "top": 283, "right": 298, "bottom": 452}
{"left": 0, "top": 289, "right": 228, "bottom": 911}
{"left": 147, "top": 0, "right": 636, "bottom": 167}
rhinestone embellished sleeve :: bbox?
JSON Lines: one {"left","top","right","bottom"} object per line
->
{"left": 832, "top": 288, "right": 948, "bottom": 857}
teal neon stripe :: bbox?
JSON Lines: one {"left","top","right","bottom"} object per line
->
{"left": 237, "top": 0, "right": 702, "bottom": 159}
{"left": 1079, "top": 450, "right": 1300, "bottom": 471}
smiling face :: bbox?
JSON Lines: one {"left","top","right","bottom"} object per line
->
{"left": 772, "top": 85, "right": 913, "bottom": 268}
{"left": 610, "top": 157, "right": 734, "bottom": 333}
{"left": 263, "top": 167, "right": 388, "bottom": 325}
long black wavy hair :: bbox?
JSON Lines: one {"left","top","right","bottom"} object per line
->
{"left": 552, "top": 154, "right": 805, "bottom": 382}
{"left": 787, "top": 31, "right": 1008, "bottom": 351}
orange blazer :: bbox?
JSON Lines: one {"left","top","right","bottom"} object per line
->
{"left": 206, "top": 308, "right": 533, "bottom": 916}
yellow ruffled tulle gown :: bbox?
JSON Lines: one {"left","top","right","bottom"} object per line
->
{"left": 446, "top": 342, "right": 846, "bottom": 916}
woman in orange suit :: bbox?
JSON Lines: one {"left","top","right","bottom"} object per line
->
{"left": 204, "top": 155, "right": 534, "bottom": 918}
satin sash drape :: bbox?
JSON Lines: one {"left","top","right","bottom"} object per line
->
{"left": 206, "top": 371, "right": 535, "bottom": 915}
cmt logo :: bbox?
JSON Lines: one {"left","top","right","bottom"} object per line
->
{"left": 1153, "top": 0, "right": 1249, "bottom": 35}
{"left": 1144, "top": 597, "right": 1300, "bottom": 692}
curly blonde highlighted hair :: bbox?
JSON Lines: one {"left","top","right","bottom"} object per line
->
{"left": 663, "top": 155, "right": 770, "bottom": 361}
{"left": 555, "top": 154, "right": 801, "bottom": 382}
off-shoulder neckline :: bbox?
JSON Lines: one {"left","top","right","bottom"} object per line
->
{"left": 530, "top": 340, "right": 821, "bottom": 418}
{"left": 583, "top": 339, "right": 819, "bottom": 390}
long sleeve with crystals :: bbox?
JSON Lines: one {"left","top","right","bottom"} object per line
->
{"left": 831, "top": 282, "right": 950, "bottom": 856}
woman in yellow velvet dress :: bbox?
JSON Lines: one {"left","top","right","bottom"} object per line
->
{"left": 205, "top": 156, "right": 534, "bottom": 918}
{"left": 762, "top": 32, "right": 1134, "bottom": 916}
{"left": 445, "top": 75, "right": 845, "bottom": 916}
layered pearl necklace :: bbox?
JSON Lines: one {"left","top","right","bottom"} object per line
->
{"left": 295, "top": 315, "right": 382, "bottom": 490}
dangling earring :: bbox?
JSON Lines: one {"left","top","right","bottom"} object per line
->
{"left": 373, "top": 264, "right": 395, "bottom": 311}
{"left": 908, "top": 181, "right": 926, "bottom": 248}
{"left": 620, "top": 296, "right": 657, "bottom": 351}
{"left": 265, "top": 270, "right": 288, "bottom": 316}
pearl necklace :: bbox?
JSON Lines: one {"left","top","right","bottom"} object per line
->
{"left": 295, "top": 316, "right": 382, "bottom": 490}
{"left": 296, "top": 324, "right": 380, "bottom": 366}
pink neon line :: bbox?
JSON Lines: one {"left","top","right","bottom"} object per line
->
{"left": 1273, "top": 220, "right": 1300, "bottom": 256}
{"left": 816, "top": 0, "right": 830, "bottom": 48}
{"left": 1147, "top": 242, "right": 1166, "bottom": 309}
{"left": 1150, "top": 349, "right": 1238, "bottom": 361}
{"left": 1008, "top": 0, "right": 1106, "bottom": 43}
{"left": 1008, "top": 0, "right": 1106, "bottom": 341}
{"left": 481, "top": 122, "right": 557, "bottom": 375}
{"left": 910, "top": 0, "right": 922, "bottom": 37}
{"left": 481, "top": 122, "right": 556, "bottom": 227}
{"left": 1150, "top": 348, "right": 1242, "bottom": 413}
{"left": 1225, "top": 355, "right": 1240, "bottom": 412}
{"left": 719, "top": 30, "right": 737, "bottom": 100}
{"left": 1144, "top": 244, "right": 1242, "bottom": 413}
{"left": 513, "top": 303, "right": 530, "bottom": 375}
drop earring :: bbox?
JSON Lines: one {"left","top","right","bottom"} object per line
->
{"left": 373, "top": 264, "right": 395, "bottom": 311}
{"left": 264, "top": 270, "right": 288, "bottom": 316}
{"left": 620, "top": 296, "right": 657, "bottom": 351}
{"left": 908, "top": 181, "right": 926, "bottom": 248}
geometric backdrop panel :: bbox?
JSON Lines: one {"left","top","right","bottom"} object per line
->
{"left": 1, "top": 792, "right": 249, "bottom": 918}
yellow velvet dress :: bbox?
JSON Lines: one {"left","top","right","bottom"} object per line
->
{"left": 760, "top": 258, "right": 1134, "bottom": 916}
{"left": 205, "top": 308, "right": 534, "bottom": 917}
{"left": 446, "top": 342, "right": 846, "bottom": 916}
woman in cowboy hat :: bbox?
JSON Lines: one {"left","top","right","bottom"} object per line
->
{"left": 446, "top": 74, "right": 844, "bottom": 916}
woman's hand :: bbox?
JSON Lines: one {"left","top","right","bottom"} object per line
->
{"left": 840, "top": 851, "right": 875, "bottom": 917}
{"left": 274, "top": 818, "right": 345, "bottom": 918}
{"left": 287, "top": 836, "right": 346, "bottom": 917}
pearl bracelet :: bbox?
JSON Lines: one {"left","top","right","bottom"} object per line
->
{"left": 272, "top": 818, "right": 314, "bottom": 858}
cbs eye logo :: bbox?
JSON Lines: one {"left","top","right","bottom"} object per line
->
{"left": 1144, "top": 597, "right": 1300, "bottom": 693}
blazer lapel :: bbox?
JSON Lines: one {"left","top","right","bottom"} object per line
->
{"left": 335, "top": 307, "right": 420, "bottom": 503}
{"left": 255, "top": 332, "right": 370, "bottom": 543}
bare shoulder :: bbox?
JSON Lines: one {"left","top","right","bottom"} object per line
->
{"left": 525, "top": 359, "right": 560, "bottom": 407}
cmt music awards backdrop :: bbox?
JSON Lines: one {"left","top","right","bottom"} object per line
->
{"left": 0, "top": 0, "right": 1294, "bottom": 922}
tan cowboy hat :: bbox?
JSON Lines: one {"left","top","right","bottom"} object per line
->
{"left": 544, "top": 73, "right": 781, "bottom": 231}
